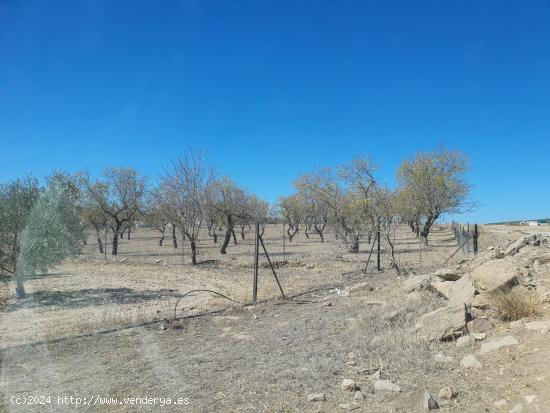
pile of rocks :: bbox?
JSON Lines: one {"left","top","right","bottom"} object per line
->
{"left": 405, "top": 233, "right": 550, "bottom": 341}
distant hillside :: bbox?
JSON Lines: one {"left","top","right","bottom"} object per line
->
{"left": 487, "top": 218, "right": 550, "bottom": 225}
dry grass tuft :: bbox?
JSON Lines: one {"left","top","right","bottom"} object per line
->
{"left": 490, "top": 287, "right": 542, "bottom": 321}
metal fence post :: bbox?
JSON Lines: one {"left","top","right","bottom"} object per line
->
{"left": 252, "top": 222, "right": 260, "bottom": 305}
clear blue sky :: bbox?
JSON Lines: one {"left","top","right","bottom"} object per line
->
{"left": 1, "top": 1, "right": 549, "bottom": 223}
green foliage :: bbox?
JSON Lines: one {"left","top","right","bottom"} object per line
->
{"left": 16, "top": 178, "right": 83, "bottom": 278}
{"left": 0, "top": 176, "right": 40, "bottom": 275}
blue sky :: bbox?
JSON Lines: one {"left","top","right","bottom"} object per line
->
{"left": 1, "top": 0, "right": 549, "bottom": 223}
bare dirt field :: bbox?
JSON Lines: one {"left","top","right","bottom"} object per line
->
{"left": 1, "top": 225, "right": 550, "bottom": 412}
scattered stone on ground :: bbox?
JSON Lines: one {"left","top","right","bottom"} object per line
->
{"left": 403, "top": 274, "right": 432, "bottom": 293}
{"left": 438, "top": 387, "right": 457, "bottom": 400}
{"left": 467, "top": 317, "right": 493, "bottom": 334}
{"left": 307, "top": 393, "right": 326, "bottom": 402}
{"left": 456, "top": 335, "right": 474, "bottom": 348}
{"left": 447, "top": 275, "right": 476, "bottom": 307}
{"left": 341, "top": 379, "right": 357, "bottom": 392}
{"left": 423, "top": 390, "right": 440, "bottom": 410}
{"left": 479, "top": 336, "right": 519, "bottom": 355}
{"left": 374, "top": 380, "right": 402, "bottom": 393}
{"left": 354, "top": 390, "right": 365, "bottom": 401}
{"left": 470, "top": 258, "right": 519, "bottom": 292}
{"left": 415, "top": 305, "right": 466, "bottom": 341}
{"left": 338, "top": 402, "right": 360, "bottom": 411}
{"left": 460, "top": 354, "right": 482, "bottom": 369}
{"left": 472, "top": 332, "right": 487, "bottom": 341}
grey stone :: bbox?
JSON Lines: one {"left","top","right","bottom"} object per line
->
{"left": 460, "top": 354, "right": 482, "bottom": 369}
{"left": 456, "top": 335, "right": 475, "bottom": 348}
{"left": 374, "top": 380, "right": 401, "bottom": 393}
{"left": 434, "top": 268, "right": 462, "bottom": 281}
{"left": 307, "top": 393, "right": 326, "bottom": 402}
{"left": 354, "top": 390, "right": 365, "bottom": 401}
{"left": 403, "top": 274, "right": 432, "bottom": 293}
{"left": 470, "top": 258, "right": 519, "bottom": 292}
{"left": 448, "top": 275, "right": 476, "bottom": 307}
{"left": 339, "top": 403, "right": 360, "bottom": 411}
{"left": 415, "top": 305, "right": 466, "bottom": 341}
{"left": 423, "top": 391, "right": 439, "bottom": 410}
{"left": 505, "top": 234, "right": 541, "bottom": 256}
{"left": 472, "top": 332, "right": 487, "bottom": 341}
{"left": 341, "top": 379, "right": 357, "bottom": 392}
{"left": 438, "top": 387, "right": 457, "bottom": 400}
{"left": 525, "top": 319, "right": 550, "bottom": 332}
{"left": 479, "top": 336, "right": 518, "bottom": 355}
{"left": 431, "top": 280, "right": 453, "bottom": 299}
{"left": 467, "top": 317, "right": 494, "bottom": 334}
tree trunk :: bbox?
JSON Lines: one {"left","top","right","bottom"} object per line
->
{"left": 287, "top": 224, "right": 298, "bottom": 242}
{"left": 127, "top": 228, "right": 131, "bottom": 240}
{"left": 240, "top": 225, "right": 246, "bottom": 240}
{"left": 221, "top": 227, "right": 232, "bottom": 254}
{"left": 15, "top": 276, "right": 26, "bottom": 299}
{"left": 376, "top": 227, "right": 381, "bottom": 271}
{"left": 112, "top": 230, "right": 120, "bottom": 255}
{"left": 96, "top": 229, "right": 104, "bottom": 254}
{"left": 231, "top": 229, "right": 237, "bottom": 245}
{"left": 349, "top": 237, "right": 359, "bottom": 253}
{"left": 190, "top": 239, "right": 197, "bottom": 265}
{"left": 213, "top": 232, "right": 218, "bottom": 244}
{"left": 172, "top": 225, "right": 178, "bottom": 248}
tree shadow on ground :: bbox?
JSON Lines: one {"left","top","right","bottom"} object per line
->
{"left": 6, "top": 287, "right": 185, "bottom": 312}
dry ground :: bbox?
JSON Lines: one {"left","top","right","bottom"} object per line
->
{"left": 0, "top": 225, "right": 457, "bottom": 348}
{"left": 1, "top": 225, "right": 549, "bottom": 412}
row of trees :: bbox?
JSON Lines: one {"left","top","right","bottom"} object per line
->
{"left": 278, "top": 147, "right": 470, "bottom": 258}
{"left": 0, "top": 147, "right": 470, "bottom": 297}
{"left": 0, "top": 151, "right": 271, "bottom": 297}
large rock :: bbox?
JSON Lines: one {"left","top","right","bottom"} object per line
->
{"left": 505, "top": 234, "right": 541, "bottom": 256}
{"left": 433, "top": 268, "right": 461, "bottom": 281}
{"left": 467, "top": 317, "right": 493, "bottom": 334}
{"left": 525, "top": 319, "right": 550, "bottom": 332}
{"left": 479, "top": 335, "right": 519, "bottom": 354}
{"left": 447, "top": 275, "right": 476, "bottom": 307}
{"left": 431, "top": 280, "right": 453, "bottom": 299}
{"left": 403, "top": 274, "right": 432, "bottom": 293}
{"left": 470, "top": 258, "right": 519, "bottom": 292}
{"left": 415, "top": 305, "right": 466, "bottom": 341}
{"left": 471, "top": 293, "right": 491, "bottom": 309}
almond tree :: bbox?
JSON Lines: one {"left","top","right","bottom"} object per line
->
{"left": 158, "top": 153, "right": 211, "bottom": 265}
{"left": 397, "top": 147, "right": 470, "bottom": 245}
{"left": 80, "top": 167, "right": 145, "bottom": 255}
{"left": 207, "top": 177, "right": 250, "bottom": 254}
{"left": 278, "top": 194, "right": 304, "bottom": 242}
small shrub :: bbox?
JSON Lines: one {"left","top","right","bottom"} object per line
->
{"left": 490, "top": 287, "right": 542, "bottom": 321}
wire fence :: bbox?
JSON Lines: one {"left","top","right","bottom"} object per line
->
{"left": 450, "top": 221, "right": 479, "bottom": 257}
